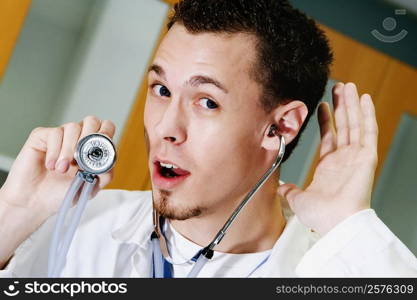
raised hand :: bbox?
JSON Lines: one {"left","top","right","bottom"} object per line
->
{"left": 278, "top": 83, "right": 379, "bottom": 235}
{"left": 0, "top": 116, "right": 116, "bottom": 268}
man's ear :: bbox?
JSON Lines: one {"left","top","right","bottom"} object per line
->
{"left": 261, "top": 100, "right": 308, "bottom": 150}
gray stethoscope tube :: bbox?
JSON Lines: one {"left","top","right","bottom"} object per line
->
{"left": 47, "top": 172, "right": 96, "bottom": 277}
{"left": 152, "top": 127, "right": 286, "bottom": 278}
{"left": 47, "top": 133, "right": 116, "bottom": 277}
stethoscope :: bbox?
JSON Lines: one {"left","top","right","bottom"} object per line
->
{"left": 47, "top": 133, "right": 116, "bottom": 277}
{"left": 46, "top": 125, "right": 285, "bottom": 278}
{"left": 150, "top": 125, "right": 285, "bottom": 278}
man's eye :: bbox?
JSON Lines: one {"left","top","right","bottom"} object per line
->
{"left": 152, "top": 84, "right": 171, "bottom": 97}
{"left": 198, "top": 98, "right": 219, "bottom": 110}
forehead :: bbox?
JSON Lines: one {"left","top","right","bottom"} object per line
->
{"left": 153, "top": 24, "right": 258, "bottom": 82}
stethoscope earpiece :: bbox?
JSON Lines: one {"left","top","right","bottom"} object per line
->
{"left": 267, "top": 124, "right": 278, "bottom": 137}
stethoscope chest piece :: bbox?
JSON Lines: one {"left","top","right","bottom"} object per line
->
{"left": 74, "top": 133, "right": 116, "bottom": 175}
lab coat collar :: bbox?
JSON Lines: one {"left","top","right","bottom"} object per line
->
{"left": 111, "top": 191, "right": 154, "bottom": 248}
{"left": 110, "top": 189, "right": 295, "bottom": 248}
{"left": 255, "top": 213, "right": 315, "bottom": 277}
{"left": 109, "top": 190, "right": 316, "bottom": 277}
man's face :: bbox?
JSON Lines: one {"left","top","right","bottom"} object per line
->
{"left": 144, "top": 24, "right": 272, "bottom": 220}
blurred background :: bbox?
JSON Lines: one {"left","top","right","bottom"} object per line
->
{"left": 0, "top": 0, "right": 416, "bottom": 255}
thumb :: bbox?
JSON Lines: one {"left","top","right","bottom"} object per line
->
{"left": 90, "top": 170, "right": 114, "bottom": 199}
{"left": 277, "top": 183, "right": 303, "bottom": 213}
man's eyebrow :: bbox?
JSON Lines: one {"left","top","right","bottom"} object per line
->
{"left": 148, "top": 64, "right": 166, "bottom": 80}
{"left": 187, "top": 75, "right": 229, "bottom": 94}
{"left": 148, "top": 64, "right": 228, "bottom": 94}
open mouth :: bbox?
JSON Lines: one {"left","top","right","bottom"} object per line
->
{"left": 159, "top": 162, "right": 179, "bottom": 178}
{"left": 154, "top": 161, "right": 190, "bottom": 178}
{"left": 152, "top": 158, "right": 191, "bottom": 189}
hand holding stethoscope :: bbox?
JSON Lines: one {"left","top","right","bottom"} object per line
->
{"left": 0, "top": 117, "right": 116, "bottom": 273}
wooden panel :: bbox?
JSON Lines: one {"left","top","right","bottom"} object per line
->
{"left": 106, "top": 14, "right": 170, "bottom": 190}
{"left": 321, "top": 25, "right": 391, "bottom": 97}
{"left": 105, "top": 74, "right": 152, "bottom": 190}
{"left": 373, "top": 60, "right": 417, "bottom": 178}
{"left": 0, "top": 0, "right": 31, "bottom": 81}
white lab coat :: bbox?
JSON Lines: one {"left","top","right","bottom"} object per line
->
{"left": 1, "top": 189, "right": 417, "bottom": 277}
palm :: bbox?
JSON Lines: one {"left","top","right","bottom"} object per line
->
{"left": 278, "top": 83, "right": 378, "bottom": 235}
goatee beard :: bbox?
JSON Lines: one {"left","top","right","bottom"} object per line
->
{"left": 152, "top": 189, "right": 204, "bottom": 221}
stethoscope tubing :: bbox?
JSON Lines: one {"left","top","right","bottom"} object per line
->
{"left": 151, "top": 235, "right": 165, "bottom": 278}
{"left": 154, "top": 135, "right": 286, "bottom": 278}
{"left": 48, "top": 172, "right": 96, "bottom": 277}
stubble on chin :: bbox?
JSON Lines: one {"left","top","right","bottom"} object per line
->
{"left": 152, "top": 189, "right": 204, "bottom": 221}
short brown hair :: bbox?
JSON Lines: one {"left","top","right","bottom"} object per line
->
{"left": 168, "top": 0, "right": 333, "bottom": 162}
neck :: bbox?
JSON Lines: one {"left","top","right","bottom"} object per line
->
{"left": 170, "top": 177, "right": 286, "bottom": 254}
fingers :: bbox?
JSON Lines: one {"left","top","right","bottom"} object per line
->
{"left": 45, "top": 128, "right": 64, "bottom": 170}
{"left": 89, "top": 170, "right": 114, "bottom": 199}
{"left": 317, "top": 102, "right": 336, "bottom": 158}
{"left": 360, "top": 94, "right": 378, "bottom": 154}
{"left": 79, "top": 116, "right": 116, "bottom": 139}
{"left": 56, "top": 122, "right": 82, "bottom": 172}
{"left": 42, "top": 116, "right": 116, "bottom": 173}
{"left": 277, "top": 183, "right": 304, "bottom": 217}
{"left": 332, "top": 83, "right": 349, "bottom": 147}
{"left": 344, "top": 83, "right": 363, "bottom": 145}
{"left": 79, "top": 115, "right": 101, "bottom": 140}
{"left": 332, "top": 82, "right": 378, "bottom": 152}
{"left": 99, "top": 120, "right": 116, "bottom": 139}
{"left": 277, "top": 183, "right": 302, "bottom": 204}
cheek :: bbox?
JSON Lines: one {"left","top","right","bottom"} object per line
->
{"left": 188, "top": 124, "right": 259, "bottom": 179}
{"left": 144, "top": 97, "right": 162, "bottom": 136}
{"left": 144, "top": 96, "right": 155, "bottom": 126}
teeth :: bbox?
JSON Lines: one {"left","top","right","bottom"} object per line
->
{"left": 160, "top": 162, "right": 178, "bottom": 169}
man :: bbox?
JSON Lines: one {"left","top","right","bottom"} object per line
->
{"left": 0, "top": 0, "right": 416, "bottom": 277}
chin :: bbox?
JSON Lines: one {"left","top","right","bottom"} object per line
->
{"left": 152, "top": 188, "right": 204, "bottom": 221}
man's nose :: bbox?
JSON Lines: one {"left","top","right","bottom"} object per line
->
{"left": 155, "top": 98, "right": 186, "bottom": 145}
